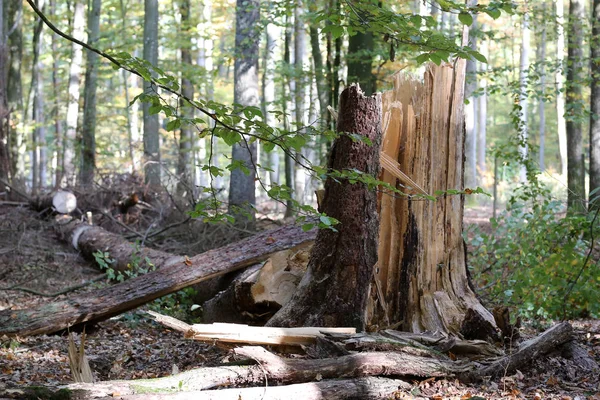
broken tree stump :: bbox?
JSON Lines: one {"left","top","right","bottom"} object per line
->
{"left": 370, "top": 63, "right": 495, "bottom": 334}
{"left": 267, "top": 84, "right": 383, "bottom": 330}
{"left": 0, "top": 222, "right": 316, "bottom": 337}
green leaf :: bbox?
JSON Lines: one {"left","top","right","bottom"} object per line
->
{"left": 166, "top": 119, "right": 181, "bottom": 132}
{"left": 416, "top": 53, "right": 429, "bottom": 64}
{"left": 471, "top": 52, "right": 488, "bottom": 63}
{"left": 429, "top": 53, "right": 442, "bottom": 66}
{"left": 148, "top": 104, "right": 162, "bottom": 115}
{"left": 458, "top": 12, "right": 473, "bottom": 26}
{"left": 485, "top": 8, "right": 501, "bottom": 19}
{"left": 301, "top": 223, "right": 315, "bottom": 232}
{"left": 220, "top": 129, "right": 242, "bottom": 146}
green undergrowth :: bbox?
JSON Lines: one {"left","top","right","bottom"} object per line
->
{"left": 466, "top": 186, "right": 600, "bottom": 320}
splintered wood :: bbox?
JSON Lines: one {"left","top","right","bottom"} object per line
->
{"left": 370, "top": 64, "right": 495, "bottom": 334}
{"left": 147, "top": 311, "right": 355, "bottom": 346}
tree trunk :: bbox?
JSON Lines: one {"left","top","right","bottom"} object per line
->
{"left": 79, "top": 0, "right": 101, "bottom": 187}
{"left": 63, "top": 1, "right": 85, "bottom": 187}
{"left": 309, "top": 17, "right": 328, "bottom": 125}
{"left": 591, "top": 0, "right": 600, "bottom": 206}
{"left": 347, "top": 32, "right": 375, "bottom": 95}
{"left": 464, "top": 2, "right": 478, "bottom": 188}
{"left": 538, "top": 6, "right": 547, "bottom": 171}
{"left": 262, "top": 21, "right": 281, "bottom": 195}
{"left": 518, "top": 12, "right": 530, "bottom": 182}
{"left": 7, "top": 0, "right": 23, "bottom": 183}
{"left": 371, "top": 64, "right": 495, "bottom": 334}
{"left": 142, "top": 0, "right": 160, "bottom": 186}
{"left": 267, "top": 85, "right": 382, "bottom": 331}
{"left": 556, "top": 0, "right": 568, "bottom": 179}
{"left": 176, "top": 0, "right": 194, "bottom": 198}
{"left": 50, "top": 0, "right": 63, "bottom": 188}
{"left": 293, "top": 2, "right": 307, "bottom": 204}
{"left": 566, "top": 0, "right": 586, "bottom": 213}
{"left": 30, "top": 0, "right": 45, "bottom": 194}
{"left": 477, "top": 25, "right": 487, "bottom": 179}
{"left": 228, "top": 0, "right": 260, "bottom": 229}
{"left": 0, "top": 218, "right": 316, "bottom": 337}
{"left": 283, "top": 19, "right": 295, "bottom": 217}
{"left": 0, "top": 0, "right": 9, "bottom": 195}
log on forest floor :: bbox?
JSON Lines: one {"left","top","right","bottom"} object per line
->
{"left": 27, "top": 322, "right": 574, "bottom": 399}
{"left": 29, "top": 191, "right": 78, "bottom": 214}
{"left": 0, "top": 220, "right": 316, "bottom": 337}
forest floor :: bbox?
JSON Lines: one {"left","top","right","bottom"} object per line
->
{"left": 0, "top": 203, "right": 599, "bottom": 399}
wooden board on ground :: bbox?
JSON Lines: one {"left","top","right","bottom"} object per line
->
{"left": 148, "top": 311, "right": 356, "bottom": 346}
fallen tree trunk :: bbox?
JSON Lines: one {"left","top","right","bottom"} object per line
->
{"left": 54, "top": 215, "right": 174, "bottom": 272}
{"left": 95, "top": 378, "right": 411, "bottom": 400}
{"left": 29, "top": 191, "right": 78, "bottom": 214}
{"left": 0, "top": 222, "right": 316, "bottom": 337}
{"left": 57, "top": 377, "right": 410, "bottom": 399}
{"left": 201, "top": 246, "right": 311, "bottom": 324}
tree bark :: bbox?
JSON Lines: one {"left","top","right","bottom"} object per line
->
{"left": 0, "top": 219, "right": 315, "bottom": 337}
{"left": 538, "top": 6, "right": 547, "bottom": 171}
{"left": 464, "top": 2, "right": 478, "bottom": 188}
{"left": 0, "top": 0, "right": 10, "bottom": 194}
{"left": 142, "top": 0, "right": 160, "bottom": 186}
{"left": 228, "top": 0, "right": 260, "bottom": 229}
{"left": 63, "top": 1, "right": 85, "bottom": 187}
{"left": 6, "top": 0, "right": 22, "bottom": 183}
{"left": 267, "top": 85, "right": 382, "bottom": 331}
{"left": 477, "top": 26, "right": 487, "bottom": 179}
{"left": 556, "top": 0, "right": 568, "bottom": 178}
{"left": 518, "top": 12, "right": 530, "bottom": 182}
{"left": 176, "top": 0, "right": 194, "bottom": 198}
{"left": 591, "top": 0, "right": 600, "bottom": 206}
{"left": 30, "top": 0, "right": 45, "bottom": 194}
{"left": 79, "top": 0, "right": 102, "bottom": 186}
{"left": 566, "top": 0, "right": 586, "bottom": 213}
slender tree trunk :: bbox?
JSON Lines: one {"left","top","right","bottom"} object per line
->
{"left": 0, "top": 0, "right": 10, "bottom": 193}
{"left": 228, "top": 0, "right": 260, "bottom": 229}
{"left": 308, "top": 21, "right": 328, "bottom": 125}
{"left": 263, "top": 21, "right": 281, "bottom": 194}
{"left": 539, "top": 5, "right": 547, "bottom": 171}
{"left": 267, "top": 85, "right": 382, "bottom": 330}
{"left": 143, "top": 0, "right": 160, "bottom": 186}
{"left": 50, "top": 0, "right": 63, "bottom": 188}
{"left": 63, "top": 1, "right": 85, "bottom": 187}
{"left": 518, "top": 12, "right": 530, "bottom": 182}
{"left": 283, "top": 17, "right": 295, "bottom": 218}
{"left": 477, "top": 28, "right": 487, "bottom": 178}
{"left": 176, "top": 0, "right": 194, "bottom": 197}
{"left": 79, "top": 0, "right": 101, "bottom": 187}
{"left": 293, "top": 2, "right": 307, "bottom": 204}
{"left": 30, "top": 0, "right": 45, "bottom": 194}
{"left": 590, "top": 0, "right": 600, "bottom": 206}
{"left": 347, "top": 32, "right": 375, "bottom": 95}
{"left": 118, "top": 0, "right": 137, "bottom": 173}
{"left": 556, "top": 0, "right": 568, "bottom": 178}
{"left": 197, "top": 0, "right": 217, "bottom": 193}
{"left": 464, "top": 2, "right": 478, "bottom": 188}
{"left": 566, "top": 0, "right": 586, "bottom": 212}
{"left": 7, "top": 0, "right": 22, "bottom": 183}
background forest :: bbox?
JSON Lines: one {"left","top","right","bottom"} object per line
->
{"left": 1, "top": 0, "right": 600, "bottom": 322}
